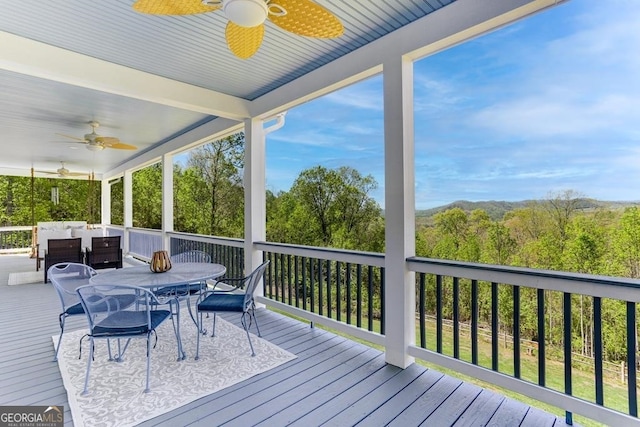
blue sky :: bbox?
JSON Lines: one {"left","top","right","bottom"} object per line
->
{"left": 265, "top": 0, "right": 640, "bottom": 210}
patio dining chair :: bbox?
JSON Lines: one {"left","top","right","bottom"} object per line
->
{"left": 49, "top": 262, "right": 98, "bottom": 362}
{"left": 76, "top": 284, "right": 178, "bottom": 395}
{"left": 153, "top": 250, "right": 212, "bottom": 299}
{"left": 195, "top": 260, "right": 270, "bottom": 359}
{"left": 153, "top": 250, "right": 212, "bottom": 329}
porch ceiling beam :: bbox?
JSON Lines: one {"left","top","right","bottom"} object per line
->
{"left": 0, "top": 31, "right": 251, "bottom": 120}
{"left": 249, "top": 0, "right": 562, "bottom": 119}
{"left": 102, "top": 117, "right": 242, "bottom": 179}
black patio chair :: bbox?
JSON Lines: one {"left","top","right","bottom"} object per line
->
{"left": 44, "top": 238, "right": 83, "bottom": 283}
{"left": 86, "top": 236, "right": 123, "bottom": 270}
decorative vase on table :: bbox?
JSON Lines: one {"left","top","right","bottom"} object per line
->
{"left": 150, "top": 250, "right": 172, "bottom": 273}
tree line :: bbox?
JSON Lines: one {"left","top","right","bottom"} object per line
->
{"left": 2, "top": 134, "right": 640, "bottom": 363}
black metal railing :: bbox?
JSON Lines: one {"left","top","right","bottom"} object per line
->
{"left": 261, "top": 248, "right": 385, "bottom": 335}
{"left": 169, "top": 234, "right": 244, "bottom": 279}
{"left": 114, "top": 228, "right": 640, "bottom": 424}
{"left": 0, "top": 226, "right": 32, "bottom": 251}
{"left": 410, "top": 257, "right": 640, "bottom": 425}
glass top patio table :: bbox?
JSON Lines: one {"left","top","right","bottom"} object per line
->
{"left": 89, "top": 262, "right": 226, "bottom": 360}
{"left": 89, "top": 262, "right": 226, "bottom": 288}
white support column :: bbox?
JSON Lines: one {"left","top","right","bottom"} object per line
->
{"left": 123, "top": 170, "right": 133, "bottom": 254}
{"left": 162, "top": 153, "right": 174, "bottom": 252}
{"left": 101, "top": 179, "right": 111, "bottom": 226}
{"left": 244, "top": 117, "right": 266, "bottom": 300}
{"left": 383, "top": 56, "right": 416, "bottom": 368}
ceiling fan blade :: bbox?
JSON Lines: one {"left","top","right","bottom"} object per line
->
{"left": 94, "top": 136, "right": 119, "bottom": 144}
{"left": 133, "top": 0, "right": 219, "bottom": 15}
{"left": 97, "top": 137, "right": 138, "bottom": 150}
{"left": 35, "top": 170, "right": 58, "bottom": 175}
{"left": 109, "top": 142, "right": 138, "bottom": 150}
{"left": 268, "top": 0, "right": 343, "bottom": 38}
{"left": 66, "top": 172, "right": 90, "bottom": 177}
{"left": 226, "top": 21, "right": 264, "bottom": 59}
{"left": 55, "top": 133, "right": 87, "bottom": 142}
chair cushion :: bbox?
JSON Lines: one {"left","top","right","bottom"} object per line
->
{"left": 72, "top": 228, "right": 104, "bottom": 250}
{"left": 198, "top": 293, "right": 245, "bottom": 312}
{"left": 154, "top": 283, "right": 202, "bottom": 298}
{"left": 37, "top": 229, "right": 72, "bottom": 257}
{"left": 64, "top": 302, "right": 85, "bottom": 316}
{"left": 92, "top": 310, "right": 171, "bottom": 337}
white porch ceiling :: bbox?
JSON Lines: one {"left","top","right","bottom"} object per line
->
{"left": 0, "top": 0, "right": 562, "bottom": 181}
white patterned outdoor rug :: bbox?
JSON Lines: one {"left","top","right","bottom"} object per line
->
{"left": 8, "top": 271, "right": 43, "bottom": 285}
{"left": 54, "top": 312, "right": 296, "bottom": 427}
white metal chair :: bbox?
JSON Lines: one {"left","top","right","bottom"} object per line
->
{"left": 76, "top": 284, "right": 178, "bottom": 394}
{"left": 49, "top": 262, "right": 98, "bottom": 361}
{"left": 196, "top": 261, "right": 270, "bottom": 358}
{"left": 153, "top": 250, "right": 213, "bottom": 331}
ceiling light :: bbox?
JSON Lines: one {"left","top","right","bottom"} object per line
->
{"left": 85, "top": 144, "right": 104, "bottom": 152}
{"left": 223, "top": 0, "right": 268, "bottom": 27}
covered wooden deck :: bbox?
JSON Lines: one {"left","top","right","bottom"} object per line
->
{"left": 0, "top": 254, "right": 572, "bottom": 426}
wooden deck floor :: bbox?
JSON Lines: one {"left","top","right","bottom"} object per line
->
{"left": 0, "top": 254, "right": 573, "bottom": 426}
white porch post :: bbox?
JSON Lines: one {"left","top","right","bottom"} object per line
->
{"left": 383, "top": 56, "right": 416, "bottom": 368}
{"left": 101, "top": 179, "right": 111, "bottom": 226}
{"left": 123, "top": 170, "right": 133, "bottom": 254}
{"left": 162, "top": 153, "right": 174, "bottom": 252}
{"left": 244, "top": 117, "right": 266, "bottom": 301}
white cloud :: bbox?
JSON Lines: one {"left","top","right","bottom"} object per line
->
{"left": 323, "top": 79, "right": 383, "bottom": 111}
{"left": 266, "top": 0, "right": 640, "bottom": 209}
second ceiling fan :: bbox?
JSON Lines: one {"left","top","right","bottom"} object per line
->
{"left": 57, "top": 121, "right": 137, "bottom": 151}
{"left": 133, "top": 0, "right": 344, "bottom": 59}
{"left": 35, "top": 162, "right": 88, "bottom": 178}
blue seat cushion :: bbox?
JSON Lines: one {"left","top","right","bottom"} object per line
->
{"left": 154, "top": 283, "right": 201, "bottom": 297}
{"left": 198, "top": 293, "right": 245, "bottom": 312}
{"left": 92, "top": 310, "right": 170, "bottom": 337}
{"left": 65, "top": 302, "right": 85, "bottom": 316}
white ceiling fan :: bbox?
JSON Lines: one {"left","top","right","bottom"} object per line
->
{"left": 56, "top": 121, "right": 137, "bottom": 151}
{"left": 35, "top": 162, "right": 88, "bottom": 178}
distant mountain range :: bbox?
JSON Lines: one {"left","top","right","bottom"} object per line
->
{"left": 415, "top": 199, "right": 640, "bottom": 222}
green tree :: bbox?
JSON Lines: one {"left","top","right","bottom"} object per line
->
{"left": 282, "top": 166, "right": 383, "bottom": 251}
{"left": 0, "top": 175, "right": 100, "bottom": 226}
{"left": 111, "top": 179, "right": 123, "bottom": 225}
{"left": 613, "top": 206, "right": 640, "bottom": 278}
{"left": 486, "top": 222, "right": 516, "bottom": 264}
{"left": 132, "top": 163, "right": 162, "bottom": 229}
{"left": 185, "top": 133, "right": 244, "bottom": 237}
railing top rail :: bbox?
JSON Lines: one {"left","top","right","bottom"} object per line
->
{"left": 126, "top": 227, "right": 162, "bottom": 235}
{"left": 167, "top": 231, "right": 244, "bottom": 248}
{"left": 408, "top": 256, "right": 640, "bottom": 301}
{"left": 0, "top": 226, "right": 32, "bottom": 231}
{"left": 255, "top": 241, "right": 385, "bottom": 267}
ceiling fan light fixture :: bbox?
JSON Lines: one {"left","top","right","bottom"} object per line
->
{"left": 224, "top": 0, "right": 268, "bottom": 28}
{"left": 85, "top": 144, "right": 104, "bottom": 152}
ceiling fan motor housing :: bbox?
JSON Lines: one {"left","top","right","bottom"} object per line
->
{"left": 224, "top": 0, "right": 268, "bottom": 27}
